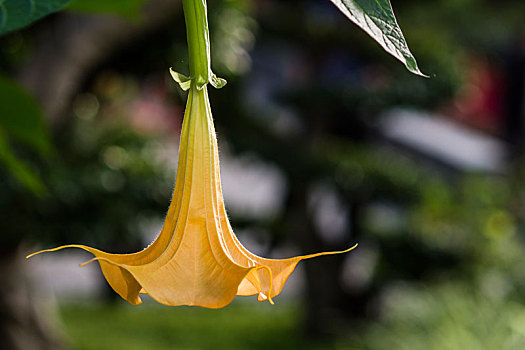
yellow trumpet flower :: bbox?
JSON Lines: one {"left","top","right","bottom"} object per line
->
{"left": 27, "top": 84, "right": 356, "bottom": 308}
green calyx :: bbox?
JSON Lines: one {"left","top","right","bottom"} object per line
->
{"left": 172, "top": 0, "right": 226, "bottom": 91}
{"left": 170, "top": 68, "right": 226, "bottom": 91}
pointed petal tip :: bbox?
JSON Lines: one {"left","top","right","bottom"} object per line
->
{"left": 26, "top": 249, "right": 54, "bottom": 259}
{"left": 26, "top": 246, "right": 65, "bottom": 259}
{"left": 26, "top": 244, "right": 98, "bottom": 261}
{"left": 79, "top": 257, "right": 99, "bottom": 267}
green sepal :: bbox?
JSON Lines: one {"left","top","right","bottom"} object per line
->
{"left": 169, "top": 68, "right": 227, "bottom": 91}
{"left": 169, "top": 68, "right": 192, "bottom": 91}
{"left": 210, "top": 74, "right": 227, "bottom": 89}
{"left": 194, "top": 76, "right": 208, "bottom": 91}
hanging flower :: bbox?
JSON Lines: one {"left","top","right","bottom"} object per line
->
{"left": 28, "top": 0, "right": 356, "bottom": 308}
{"left": 27, "top": 82, "right": 356, "bottom": 308}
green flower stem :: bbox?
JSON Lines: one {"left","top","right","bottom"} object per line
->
{"left": 174, "top": 0, "right": 226, "bottom": 91}
{"left": 182, "top": 0, "right": 211, "bottom": 89}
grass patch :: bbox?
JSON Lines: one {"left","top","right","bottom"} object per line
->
{"left": 59, "top": 299, "right": 331, "bottom": 350}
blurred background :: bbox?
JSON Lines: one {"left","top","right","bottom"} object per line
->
{"left": 1, "top": 0, "right": 525, "bottom": 349}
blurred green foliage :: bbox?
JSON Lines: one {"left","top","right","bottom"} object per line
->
{"left": 61, "top": 285, "right": 525, "bottom": 350}
{"left": 351, "top": 283, "right": 525, "bottom": 349}
{"left": 0, "top": 75, "right": 50, "bottom": 154}
{"left": 60, "top": 301, "right": 330, "bottom": 350}
{"left": 66, "top": 0, "right": 149, "bottom": 20}
{"left": 331, "top": 140, "right": 525, "bottom": 292}
{"left": 0, "top": 74, "right": 50, "bottom": 193}
{"left": 0, "top": 129, "right": 45, "bottom": 194}
{"left": 0, "top": 81, "right": 173, "bottom": 249}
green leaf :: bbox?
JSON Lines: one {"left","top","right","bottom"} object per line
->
{"left": 330, "top": 0, "right": 427, "bottom": 77}
{"left": 0, "top": 75, "right": 51, "bottom": 155}
{"left": 66, "top": 0, "right": 147, "bottom": 20}
{"left": 0, "top": 75, "right": 50, "bottom": 194}
{"left": 0, "top": 128, "right": 46, "bottom": 195}
{"left": 0, "top": 0, "right": 73, "bottom": 36}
